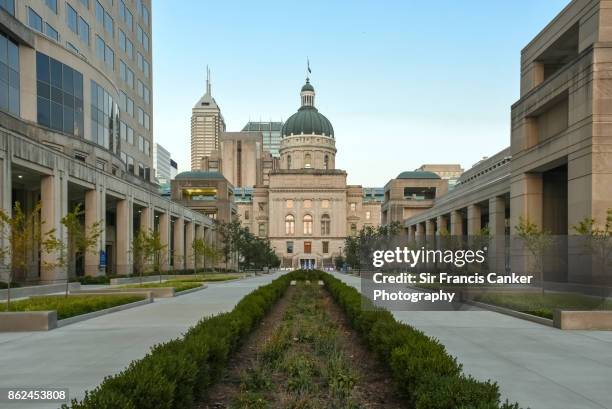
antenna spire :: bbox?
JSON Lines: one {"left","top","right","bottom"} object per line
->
{"left": 206, "top": 65, "right": 211, "bottom": 95}
{"left": 306, "top": 57, "right": 311, "bottom": 81}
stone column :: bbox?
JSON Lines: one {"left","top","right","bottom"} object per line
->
{"left": 510, "top": 173, "right": 543, "bottom": 230}
{"left": 159, "top": 212, "right": 170, "bottom": 271}
{"left": 436, "top": 215, "right": 448, "bottom": 235}
{"left": 85, "top": 187, "right": 105, "bottom": 277}
{"left": 415, "top": 222, "right": 425, "bottom": 240}
{"left": 450, "top": 210, "right": 463, "bottom": 236}
{"left": 140, "top": 206, "right": 153, "bottom": 233}
{"left": 425, "top": 219, "right": 435, "bottom": 237}
{"left": 467, "top": 204, "right": 481, "bottom": 236}
{"left": 173, "top": 217, "right": 185, "bottom": 271}
{"left": 40, "top": 172, "right": 67, "bottom": 283}
{"left": 185, "top": 221, "right": 195, "bottom": 269}
{"left": 407, "top": 225, "right": 415, "bottom": 241}
{"left": 489, "top": 196, "right": 507, "bottom": 272}
{"left": 116, "top": 198, "right": 132, "bottom": 275}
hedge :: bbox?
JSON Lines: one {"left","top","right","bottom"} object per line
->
{"left": 315, "top": 271, "right": 521, "bottom": 409}
{"left": 63, "top": 273, "right": 292, "bottom": 409}
{"left": 63, "top": 270, "right": 521, "bottom": 409}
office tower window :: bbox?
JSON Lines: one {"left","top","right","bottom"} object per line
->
{"left": 90, "top": 79, "right": 118, "bottom": 151}
{"left": 138, "top": 134, "right": 143, "bottom": 151}
{"left": 119, "top": 30, "right": 133, "bottom": 59}
{"left": 0, "top": 33, "right": 19, "bottom": 116}
{"left": 366, "top": 211, "right": 371, "bottom": 220}
{"left": 36, "top": 52, "right": 84, "bottom": 136}
{"left": 144, "top": 140, "right": 149, "bottom": 156}
{"left": 119, "top": 60, "right": 133, "bottom": 88}
{"left": 0, "top": 0, "right": 14, "bottom": 15}
{"left": 351, "top": 223, "right": 357, "bottom": 235}
{"left": 66, "top": 42, "right": 79, "bottom": 53}
{"left": 286, "top": 241, "right": 293, "bottom": 254}
{"left": 45, "top": 23, "right": 59, "bottom": 41}
{"left": 67, "top": 5, "right": 79, "bottom": 33}
{"left": 28, "top": 8, "right": 43, "bottom": 32}
{"left": 119, "top": 0, "right": 133, "bottom": 31}
{"left": 45, "top": 0, "right": 57, "bottom": 13}
{"left": 78, "top": 17, "right": 89, "bottom": 45}
{"left": 350, "top": 202, "right": 356, "bottom": 211}
{"left": 104, "top": 44, "right": 114, "bottom": 69}
{"left": 127, "top": 156, "right": 134, "bottom": 173}
{"left": 322, "top": 241, "right": 329, "bottom": 254}
{"left": 304, "top": 241, "right": 312, "bottom": 254}
{"left": 80, "top": 0, "right": 89, "bottom": 8}
{"left": 258, "top": 223, "right": 265, "bottom": 237}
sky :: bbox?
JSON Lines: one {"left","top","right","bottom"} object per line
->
{"left": 152, "top": 0, "right": 569, "bottom": 186}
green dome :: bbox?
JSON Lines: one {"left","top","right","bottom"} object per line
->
{"left": 397, "top": 171, "right": 440, "bottom": 179}
{"left": 282, "top": 106, "right": 334, "bottom": 137}
{"left": 175, "top": 171, "right": 225, "bottom": 180}
{"left": 301, "top": 80, "right": 314, "bottom": 92}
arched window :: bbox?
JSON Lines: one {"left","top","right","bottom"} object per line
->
{"left": 303, "top": 214, "right": 313, "bottom": 235}
{"left": 321, "top": 214, "right": 330, "bottom": 235}
{"left": 324, "top": 155, "right": 329, "bottom": 170}
{"left": 287, "top": 155, "right": 292, "bottom": 169}
{"left": 285, "top": 214, "right": 295, "bottom": 235}
{"left": 304, "top": 153, "right": 311, "bottom": 168}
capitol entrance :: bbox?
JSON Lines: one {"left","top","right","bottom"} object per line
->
{"left": 300, "top": 259, "right": 316, "bottom": 270}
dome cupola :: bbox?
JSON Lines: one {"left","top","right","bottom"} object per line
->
{"left": 282, "top": 78, "right": 334, "bottom": 138}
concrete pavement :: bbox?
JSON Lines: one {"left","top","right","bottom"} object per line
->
{"left": 331, "top": 271, "right": 612, "bottom": 409}
{"left": 0, "top": 272, "right": 284, "bottom": 409}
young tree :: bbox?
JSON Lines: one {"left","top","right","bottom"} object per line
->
{"left": 192, "top": 238, "right": 207, "bottom": 275}
{"left": 131, "top": 230, "right": 148, "bottom": 284}
{"left": 143, "top": 229, "right": 167, "bottom": 282}
{"left": 0, "top": 202, "right": 57, "bottom": 310}
{"left": 572, "top": 208, "right": 612, "bottom": 277}
{"left": 515, "top": 217, "right": 552, "bottom": 294}
{"left": 58, "top": 204, "right": 103, "bottom": 295}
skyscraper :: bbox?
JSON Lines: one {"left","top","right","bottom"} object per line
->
{"left": 241, "top": 121, "right": 283, "bottom": 157}
{"left": 191, "top": 68, "right": 225, "bottom": 169}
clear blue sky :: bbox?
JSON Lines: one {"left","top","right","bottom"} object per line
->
{"left": 152, "top": 0, "right": 569, "bottom": 186}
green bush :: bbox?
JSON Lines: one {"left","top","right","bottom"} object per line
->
{"left": 0, "top": 281, "right": 21, "bottom": 289}
{"left": 63, "top": 273, "right": 293, "bottom": 409}
{"left": 0, "top": 295, "right": 145, "bottom": 319}
{"left": 123, "top": 281, "right": 202, "bottom": 292}
{"left": 74, "top": 276, "right": 111, "bottom": 285}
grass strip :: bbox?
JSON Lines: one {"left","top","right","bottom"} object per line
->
{"left": 122, "top": 281, "right": 203, "bottom": 292}
{"left": 0, "top": 294, "right": 145, "bottom": 320}
{"left": 473, "top": 292, "right": 612, "bottom": 319}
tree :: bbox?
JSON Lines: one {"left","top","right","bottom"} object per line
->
{"left": 572, "top": 208, "right": 612, "bottom": 277}
{"left": 131, "top": 230, "right": 148, "bottom": 284}
{"left": 515, "top": 217, "right": 552, "bottom": 294}
{"left": 192, "top": 238, "right": 207, "bottom": 275}
{"left": 0, "top": 202, "right": 58, "bottom": 310}
{"left": 59, "top": 204, "right": 104, "bottom": 294}
{"left": 143, "top": 229, "right": 167, "bottom": 282}
{"left": 334, "top": 255, "right": 345, "bottom": 271}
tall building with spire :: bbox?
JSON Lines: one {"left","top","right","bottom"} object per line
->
{"left": 191, "top": 68, "right": 225, "bottom": 170}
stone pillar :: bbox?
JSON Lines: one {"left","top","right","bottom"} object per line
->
{"left": 140, "top": 206, "right": 153, "bottom": 234}
{"left": 450, "top": 210, "right": 463, "bottom": 236}
{"left": 510, "top": 173, "right": 543, "bottom": 230}
{"left": 489, "top": 196, "right": 507, "bottom": 272}
{"left": 116, "top": 198, "right": 132, "bottom": 275}
{"left": 425, "top": 219, "right": 435, "bottom": 237}
{"left": 185, "top": 221, "right": 195, "bottom": 269}
{"left": 436, "top": 215, "right": 448, "bottom": 236}
{"left": 173, "top": 217, "right": 185, "bottom": 271}
{"left": 40, "top": 172, "right": 67, "bottom": 283}
{"left": 489, "top": 197, "right": 506, "bottom": 236}
{"left": 85, "top": 187, "right": 105, "bottom": 277}
{"left": 407, "top": 225, "right": 415, "bottom": 241}
{"left": 415, "top": 222, "right": 425, "bottom": 240}
{"left": 159, "top": 212, "right": 170, "bottom": 271}
{"left": 467, "top": 204, "right": 481, "bottom": 236}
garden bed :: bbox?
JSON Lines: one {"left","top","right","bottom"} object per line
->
{"left": 473, "top": 292, "right": 612, "bottom": 319}
{"left": 122, "top": 280, "right": 203, "bottom": 292}
{"left": 199, "top": 282, "right": 403, "bottom": 408}
{"left": 0, "top": 294, "right": 146, "bottom": 320}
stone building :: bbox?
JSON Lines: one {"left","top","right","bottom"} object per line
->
{"left": 0, "top": 1, "right": 213, "bottom": 283}
{"left": 236, "top": 78, "right": 381, "bottom": 268}
{"left": 400, "top": 0, "right": 612, "bottom": 284}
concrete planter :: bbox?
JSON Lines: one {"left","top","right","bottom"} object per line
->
{"left": 0, "top": 283, "right": 81, "bottom": 300}
{"left": 109, "top": 275, "right": 204, "bottom": 285}
{"left": 553, "top": 310, "right": 612, "bottom": 330}
{"left": 0, "top": 311, "right": 57, "bottom": 331}
{"left": 73, "top": 287, "right": 175, "bottom": 298}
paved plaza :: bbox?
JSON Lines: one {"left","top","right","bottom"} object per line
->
{"left": 0, "top": 273, "right": 284, "bottom": 409}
